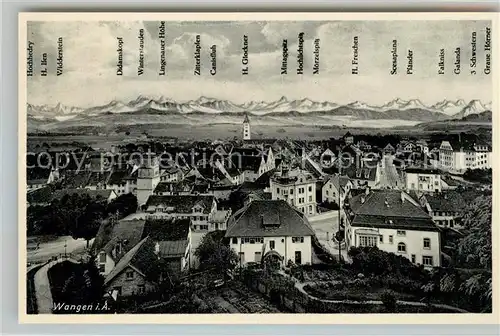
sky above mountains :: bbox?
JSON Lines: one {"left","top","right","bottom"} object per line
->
{"left": 26, "top": 19, "right": 493, "bottom": 107}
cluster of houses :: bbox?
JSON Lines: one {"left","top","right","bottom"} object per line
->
{"left": 26, "top": 116, "right": 491, "bottom": 298}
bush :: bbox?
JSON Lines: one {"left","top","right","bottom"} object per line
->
{"left": 381, "top": 291, "right": 397, "bottom": 312}
{"left": 348, "top": 246, "right": 428, "bottom": 281}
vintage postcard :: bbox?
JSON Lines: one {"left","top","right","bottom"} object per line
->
{"left": 19, "top": 12, "right": 498, "bottom": 324}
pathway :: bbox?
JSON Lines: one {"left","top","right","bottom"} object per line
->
{"left": 32, "top": 257, "right": 81, "bottom": 314}
{"left": 293, "top": 278, "right": 468, "bottom": 312}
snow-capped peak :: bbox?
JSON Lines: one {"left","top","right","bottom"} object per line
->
{"left": 195, "top": 96, "right": 218, "bottom": 104}
{"left": 452, "top": 99, "right": 489, "bottom": 119}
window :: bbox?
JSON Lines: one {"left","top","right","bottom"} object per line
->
{"left": 359, "top": 235, "right": 377, "bottom": 247}
{"left": 269, "top": 240, "right": 275, "bottom": 250}
{"left": 389, "top": 235, "right": 393, "bottom": 244}
{"left": 232, "top": 237, "right": 238, "bottom": 244}
{"left": 276, "top": 187, "right": 280, "bottom": 194}
{"left": 422, "top": 256, "right": 433, "bottom": 266}
{"left": 379, "top": 235, "right": 384, "bottom": 243}
{"left": 326, "top": 190, "right": 329, "bottom": 196}
{"left": 423, "top": 238, "right": 431, "bottom": 249}
{"left": 397, "top": 230, "right": 406, "bottom": 236}
{"left": 138, "top": 285, "right": 145, "bottom": 294}
{"left": 411, "top": 254, "right": 416, "bottom": 263}
{"left": 309, "top": 205, "right": 313, "bottom": 213}
{"left": 397, "top": 242, "right": 407, "bottom": 253}
{"left": 290, "top": 189, "right": 293, "bottom": 195}
{"left": 309, "top": 196, "right": 312, "bottom": 202}
{"left": 292, "top": 237, "right": 304, "bottom": 243}
{"left": 308, "top": 186, "right": 312, "bottom": 192}
{"left": 99, "top": 252, "right": 106, "bottom": 263}
{"left": 126, "top": 270, "right": 134, "bottom": 280}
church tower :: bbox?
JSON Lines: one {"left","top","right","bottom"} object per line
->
{"left": 243, "top": 114, "right": 251, "bottom": 140}
{"left": 136, "top": 154, "right": 160, "bottom": 206}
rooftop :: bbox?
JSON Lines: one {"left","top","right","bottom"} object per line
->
{"left": 348, "top": 189, "right": 438, "bottom": 231}
{"left": 145, "top": 194, "right": 215, "bottom": 214}
{"left": 225, "top": 200, "right": 315, "bottom": 237}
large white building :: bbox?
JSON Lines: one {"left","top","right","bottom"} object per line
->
{"left": 270, "top": 167, "right": 318, "bottom": 216}
{"left": 345, "top": 189, "right": 441, "bottom": 268}
{"left": 404, "top": 167, "right": 442, "bottom": 193}
{"left": 225, "top": 200, "right": 315, "bottom": 266}
{"left": 439, "top": 139, "right": 492, "bottom": 174}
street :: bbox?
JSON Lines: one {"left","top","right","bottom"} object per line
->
{"left": 379, "top": 154, "right": 402, "bottom": 189}
{"left": 308, "top": 211, "right": 349, "bottom": 261}
{"left": 27, "top": 235, "right": 93, "bottom": 264}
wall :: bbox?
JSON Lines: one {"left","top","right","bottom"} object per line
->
{"left": 347, "top": 226, "right": 441, "bottom": 268}
{"left": 96, "top": 252, "right": 115, "bottom": 276}
{"left": 104, "top": 265, "right": 156, "bottom": 297}
{"left": 230, "top": 236, "right": 312, "bottom": 265}
{"left": 406, "top": 173, "right": 442, "bottom": 192}
{"left": 270, "top": 180, "right": 317, "bottom": 216}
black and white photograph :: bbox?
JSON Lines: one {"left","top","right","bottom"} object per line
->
{"left": 20, "top": 13, "right": 495, "bottom": 321}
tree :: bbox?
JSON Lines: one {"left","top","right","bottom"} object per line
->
{"left": 381, "top": 291, "right": 397, "bottom": 312}
{"left": 457, "top": 195, "right": 492, "bottom": 269}
{"left": 194, "top": 231, "right": 238, "bottom": 273}
{"left": 72, "top": 199, "right": 107, "bottom": 248}
{"left": 106, "top": 193, "right": 138, "bottom": 218}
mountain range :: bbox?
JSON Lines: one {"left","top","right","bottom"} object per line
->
{"left": 27, "top": 96, "right": 492, "bottom": 130}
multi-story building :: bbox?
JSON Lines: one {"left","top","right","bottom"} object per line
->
{"left": 439, "top": 139, "right": 492, "bottom": 174}
{"left": 321, "top": 175, "right": 352, "bottom": 205}
{"left": 345, "top": 189, "right": 441, "bottom": 268}
{"left": 225, "top": 200, "right": 315, "bottom": 266}
{"left": 404, "top": 167, "right": 442, "bottom": 193}
{"left": 270, "top": 167, "right": 317, "bottom": 216}
{"left": 419, "top": 192, "right": 463, "bottom": 229}
{"left": 144, "top": 194, "right": 217, "bottom": 232}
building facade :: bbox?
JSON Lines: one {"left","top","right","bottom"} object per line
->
{"left": 405, "top": 168, "right": 442, "bottom": 193}
{"left": 270, "top": 168, "right": 317, "bottom": 216}
{"left": 345, "top": 189, "right": 441, "bottom": 268}
{"left": 225, "top": 200, "right": 315, "bottom": 266}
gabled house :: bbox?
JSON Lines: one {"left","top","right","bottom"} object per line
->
{"left": 345, "top": 189, "right": 441, "bottom": 268}
{"left": 321, "top": 175, "right": 352, "bottom": 205}
{"left": 383, "top": 143, "right": 396, "bottom": 155}
{"left": 144, "top": 195, "right": 217, "bottom": 232}
{"left": 226, "top": 200, "right": 315, "bottom": 266}
{"left": 103, "top": 237, "right": 158, "bottom": 298}
{"left": 143, "top": 218, "right": 192, "bottom": 274}
{"left": 319, "top": 148, "right": 336, "bottom": 167}
{"left": 419, "top": 192, "right": 464, "bottom": 229}
{"left": 94, "top": 219, "right": 147, "bottom": 276}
